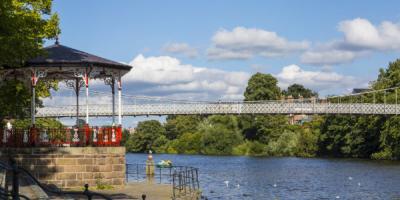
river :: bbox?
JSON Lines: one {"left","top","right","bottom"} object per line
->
{"left": 126, "top": 153, "right": 400, "bottom": 199}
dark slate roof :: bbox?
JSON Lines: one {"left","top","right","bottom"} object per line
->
{"left": 25, "top": 43, "right": 132, "bottom": 71}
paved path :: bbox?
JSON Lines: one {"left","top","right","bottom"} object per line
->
{"left": 102, "top": 182, "right": 172, "bottom": 200}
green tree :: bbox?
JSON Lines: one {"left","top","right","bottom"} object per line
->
{"left": 283, "top": 83, "right": 317, "bottom": 99}
{"left": 0, "top": 0, "right": 59, "bottom": 123}
{"left": 127, "top": 120, "right": 166, "bottom": 153}
{"left": 198, "top": 115, "right": 243, "bottom": 155}
{"left": 164, "top": 115, "right": 202, "bottom": 140}
{"left": 0, "top": 79, "right": 58, "bottom": 123}
{"left": 244, "top": 72, "right": 281, "bottom": 101}
{"left": 172, "top": 132, "right": 202, "bottom": 154}
{"left": 0, "top": 0, "right": 60, "bottom": 67}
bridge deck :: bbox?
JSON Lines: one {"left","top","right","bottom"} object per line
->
{"left": 36, "top": 102, "right": 400, "bottom": 117}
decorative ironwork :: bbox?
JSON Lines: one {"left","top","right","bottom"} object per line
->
{"left": 23, "top": 130, "right": 28, "bottom": 144}
{"left": 104, "top": 76, "right": 115, "bottom": 86}
{"left": 93, "top": 128, "right": 98, "bottom": 142}
{"left": 111, "top": 128, "right": 116, "bottom": 142}
{"left": 36, "top": 102, "right": 400, "bottom": 117}
{"left": 72, "top": 128, "right": 80, "bottom": 142}
{"left": 40, "top": 129, "right": 49, "bottom": 143}
{"left": 65, "top": 79, "right": 85, "bottom": 91}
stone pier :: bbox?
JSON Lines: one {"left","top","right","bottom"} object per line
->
{"left": 0, "top": 147, "right": 126, "bottom": 189}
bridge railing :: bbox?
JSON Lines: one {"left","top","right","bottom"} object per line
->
{"left": 0, "top": 126, "right": 122, "bottom": 148}
{"left": 36, "top": 101, "right": 400, "bottom": 117}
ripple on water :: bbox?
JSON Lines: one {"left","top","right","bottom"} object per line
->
{"left": 126, "top": 154, "right": 400, "bottom": 199}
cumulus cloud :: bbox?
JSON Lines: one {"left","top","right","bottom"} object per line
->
{"left": 276, "top": 64, "right": 360, "bottom": 94}
{"left": 301, "top": 49, "right": 358, "bottom": 66}
{"left": 301, "top": 18, "right": 400, "bottom": 66}
{"left": 123, "top": 54, "right": 250, "bottom": 100}
{"left": 207, "top": 27, "right": 309, "bottom": 60}
{"left": 338, "top": 18, "right": 400, "bottom": 50}
{"left": 162, "top": 43, "right": 198, "bottom": 58}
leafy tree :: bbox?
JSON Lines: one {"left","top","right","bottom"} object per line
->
{"left": 0, "top": 80, "right": 58, "bottom": 123}
{"left": 283, "top": 83, "right": 317, "bottom": 99}
{"left": 127, "top": 120, "right": 166, "bottom": 152}
{"left": 244, "top": 72, "right": 281, "bottom": 101}
{"left": 0, "top": 0, "right": 59, "bottom": 123}
{"left": 198, "top": 115, "right": 243, "bottom": 155}
{"left": 296, "top": 117, "right": 321, "bottom": 157}
{"left": 240, "top": 115, "right": 288, "bottom": 143}
{"left": 172, "top": 132, "right": 202, "bottom": 154}
{"left": 0, "top": 0, "right": 60, "bottom": 67}
{"left": 164, "top": 115, "right": 202, "bottom": 140}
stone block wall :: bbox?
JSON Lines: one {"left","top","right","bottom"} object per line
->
{"left": 0, "top": 147, "right": 126, "bottom": 188}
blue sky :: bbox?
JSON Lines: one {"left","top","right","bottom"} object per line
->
{"left": 47, "top": 0, "right": 400, "bottom": 127}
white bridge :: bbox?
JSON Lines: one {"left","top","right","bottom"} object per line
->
{"left": 36, "top": 102, "right": 400, "bottom": 117}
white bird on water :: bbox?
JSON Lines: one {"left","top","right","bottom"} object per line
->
{"left": 236, "top": 184, "right": 240, "bottom": 189}
{"left": 224, "top": 181, "right": 229, "bottom": 188}
{"left": 348, "top": 176, "right": 353, "bottom": 181}
{"left": 273, "top": 183, "right": 277, "bottom": 188}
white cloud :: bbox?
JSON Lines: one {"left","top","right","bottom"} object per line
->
{"left": 301, "top": 18, "right": 400, "bottom": 66}
{"left": 124, "top": 54, "right": 251, "bottom": 100}
{"left": 207, "top": 27, "right": 309, "bottom": 60}
{"left": 162, "top": 43, "right": 198, "bottom": 58}
{"left": 338, "top": 18, "right": 400, "bottom": 50}
{"left": 301, "top": 49, "right": 358, "bottom": 66}
{"left": 276, "top": 64, "right": 360, "bottom": 94}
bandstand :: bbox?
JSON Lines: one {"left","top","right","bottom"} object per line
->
{"left": 0, "top": 40, "right": 132, "bottom": 188}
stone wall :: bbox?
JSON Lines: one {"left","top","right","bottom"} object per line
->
{"left": 0, "top": 147, "right": 126, "bottom": 188}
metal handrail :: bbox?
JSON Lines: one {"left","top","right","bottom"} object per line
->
{"left": 126, "top": 163, "right": 200, "bottom": 199}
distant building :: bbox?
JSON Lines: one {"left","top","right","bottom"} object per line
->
{"left": 283, "top": 95, "right": 317, "bottom": 125}
{"left": 128, "top": 127, "right": 136, "bottom": 135}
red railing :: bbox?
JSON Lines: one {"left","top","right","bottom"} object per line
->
{"left": 0, "top": 126, "right": 122, "bottom": 148}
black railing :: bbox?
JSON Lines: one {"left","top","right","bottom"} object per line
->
{"left": 126, "top": 163, "right": 200, "bottom": 199}
{"left": 0, "top": 158, "right": 113, "bottom": 200}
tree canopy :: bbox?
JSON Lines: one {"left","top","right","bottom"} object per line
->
{"left": 244, "top": 73, "right": 281, "bottom": 101}
{"left": 0, "top": 0, "right": 60, "bottom": 125}
{"left": 0, "top": 0, "right": 60, "bottom": 67}
{"left": 283, "top": 83, "right": 317, "bottom": 99}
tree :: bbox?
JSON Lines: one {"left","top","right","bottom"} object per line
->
{"left": 198, "top": 115, "right": 243, "bottom": 155}
{"left": 0, "top": 0, "right": 60, "bottom": 67}
{"left": 164, "top": 115, "right": 202, "bottom": 140}
{"left": 0, "top": 0, "right": 60, "bottom": 123}
{"left": 283, "top": 84, "right": 317, "bottom": 99}
{"left": 244, "top": 73, "right": 281, "bottom": 101}
{"left": 127, "top": 120, "right": 166, "bottom": 153}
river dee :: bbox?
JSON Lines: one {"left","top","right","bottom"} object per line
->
{"left": 126, "top": 153, "right": 400, "bottom": 199}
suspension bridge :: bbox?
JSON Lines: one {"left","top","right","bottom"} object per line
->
{"left": 36, "top": 86, "right": 400, "bottom": 118}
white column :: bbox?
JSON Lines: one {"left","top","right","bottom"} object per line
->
{"left": 31, "top": 80, "right": 36, "bottom": 127}
{"left": 111, "top": 78, "right": 115, "bottom": 124}
{"left": 31, "top": 69, "right": 38, "bottom": 127}
{"left": 118, "top": 75, "right": 122, "bottom": 125}
{"left": 85, "top": 69, "right": 90, "bottom": 125}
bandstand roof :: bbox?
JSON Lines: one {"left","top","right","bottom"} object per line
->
{"left": 27, "top": 43, "right": 131, "bottom": 71}
{"left": 0, "top": 41, "right": 132, "bottom": 81}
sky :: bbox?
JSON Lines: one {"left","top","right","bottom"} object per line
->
{"left": 47, "top": 0, "right": 400, "bottom": 127}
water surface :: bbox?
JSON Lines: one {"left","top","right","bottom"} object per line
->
{"left": 126, "top": 153, "right": 400, "bottom": 199}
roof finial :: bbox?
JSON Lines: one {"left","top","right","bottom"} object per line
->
{"left": 55, "top": 35, "right": 59, "bottom": 45}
